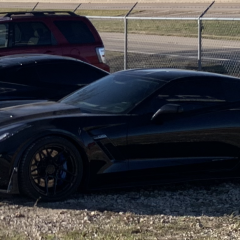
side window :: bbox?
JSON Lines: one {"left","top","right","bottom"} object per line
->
{"left": 137, "top": 77, "right": 232, "bottom": 114}
{"left": 0, "top": 23, "right": 9, "bottom": 48}
{"left": 36, "top": 61, "right": 107, "bottom": 85}
{"left": 221, "top": 78, "right": 240, "bottom": 102}
{"left": 5, "top": 66, "right": 38, "bottom": 85}
{"left": 54, "top": 21, "right": 95, "bottom": 44}
{"left": 151, "top": 77, "right": 226, "bottom": 113}
{"left": 12, "top": 22, "right": 54, "bottom": 47}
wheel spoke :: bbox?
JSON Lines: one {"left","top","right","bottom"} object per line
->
{"left": 46, "top": 148, "right": 54, "bottom": 158}
{"left": 32, "top": 175, "right": 40, "bottom": 179}
{"left": 53, "top": 151, "right": 65, "bottom": 160}
{"left": 33, "top": 156, "right": 40, "bottom": 166}
{"left": 61, "top": 168, "right": 76, "bottom": 177}
{"left": 38, "top": 152, "right": 44, "bottom": 161}
{"left": 53, "top": 173, "right": 58, "bottom": 195}
{"left": 31, "top": 168, "right": 38, "bottom": 173}
{"left": 41, "top": 149, "right": 48, "bottom": 158}
{"left": 44, "top": 176, "right": 49, "bottom": 196}
{"left": 57, "top": 177, "right": 72, "bottom": 184}
{"left": 58, "top": 158, "right": 68, "bottom": 168}
{"left": 31, "top": 173, "right": 39, "bottom": 177}
{"left": 32, "top": 176, "right": 41, "bottom": 184}
{"left": 52, "top": 151, "right": 69, "bottom": 167}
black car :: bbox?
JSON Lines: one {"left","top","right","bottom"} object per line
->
{"left": 1, "top": 68, "right": 240, "bottom": 201}
{"left": 0, "top": 54, "right": 108, "bottom": 106}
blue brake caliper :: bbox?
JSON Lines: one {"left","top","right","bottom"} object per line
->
{"left": 58, "top": 153, "right": 67, "bottom": 185}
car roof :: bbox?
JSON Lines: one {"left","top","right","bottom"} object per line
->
{"left": 0, "top": 54, "right": 84, "bottom": 68}
{"left": 118, "top": 68, "right": 240, "bottom": 82}
{"left": 0, "top": 11, "right": 80, "bottom": 19}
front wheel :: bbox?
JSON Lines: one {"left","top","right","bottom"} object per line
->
{"left": 19, "top": 137, "right": 83, "bottom": 201}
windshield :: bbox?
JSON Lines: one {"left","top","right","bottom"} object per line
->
{"left": 61, "top": 73, "right": 165, "bottom": 114}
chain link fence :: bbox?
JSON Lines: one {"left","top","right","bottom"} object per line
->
{"left": 201, "top": 19, "right": 240, "bottom": 76}
{"left": 1, "top": 2, "right": 240, "bottom": 76}
{"left": 87, "top": 2, "right": 240, "bottom": 77}
{"left": 89, "top": 16, "right": 240, "bottom": 77}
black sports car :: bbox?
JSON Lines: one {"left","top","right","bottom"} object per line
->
{"left": 0, "top": 54, "right": 108, "bottom": 107}
{"left": 1, "top": 68, "right": 240, "bottom": 201}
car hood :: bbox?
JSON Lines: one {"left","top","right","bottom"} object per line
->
{"left": 0, "top": 101, "right": 81, "bottom": 125}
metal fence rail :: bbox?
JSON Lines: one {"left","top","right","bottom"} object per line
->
{"left": 86, "top": 2, "right": 240, "bottom": 77}
{"left": 88, "top": 15, "right": 240, "bottom": 77}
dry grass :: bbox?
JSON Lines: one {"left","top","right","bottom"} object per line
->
{"left": 1, "top": 181, "right": 240, "bottom": 240}
{"left": 1, "top": 212, "right": 240, "bottom": 240}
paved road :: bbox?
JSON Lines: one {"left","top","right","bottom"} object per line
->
{"left": 100, "top": 32, "right": 240, "bottom": 62}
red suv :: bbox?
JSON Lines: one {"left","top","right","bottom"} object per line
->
{"left": 0, "top": 11, "right": 109, "bottom": 71}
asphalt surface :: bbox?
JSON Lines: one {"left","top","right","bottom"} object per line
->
{"left": 100, "top": 32, "right": 240, "bottom": 63}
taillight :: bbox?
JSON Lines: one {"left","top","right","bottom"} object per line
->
{"left": 96, "top": 47, "right": 106, "bottom": 63}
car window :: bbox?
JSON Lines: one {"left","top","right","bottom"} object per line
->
{"left": 54, "top": 21, "right": 95, "bottom": 44}
{"left": 139, "top": 77, "right": 228, "bottom": 114}
{"left": 3, "top": 66, "right": 38, "bottom": 85}
{"left": 0, "top": 23, "right": 9, "bottom": 48}
{"left": 158, "top": 77, "right": 226, "bottom": 112}
{"left": 221, "top": 78, "right": 240, "bottom": 102}
{"left": 61, "top": 73, "right": 165, "bottom": 114}
{"left": 12, "top": 22, "right": 54, "bottom": 47}
{"left": 35, "top": 61, "right": 107, "bottom": 85}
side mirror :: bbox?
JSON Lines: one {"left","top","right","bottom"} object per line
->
{"left": 151, "top": 104, "right": 183, "bottom": 122}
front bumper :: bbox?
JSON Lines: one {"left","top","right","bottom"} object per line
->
{"left": 0, "top": 156, "right": 19, "bottom": 194}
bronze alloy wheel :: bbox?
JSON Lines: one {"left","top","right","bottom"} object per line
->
{"left": 19, "top": 137, "right": 83, "bottom": 201}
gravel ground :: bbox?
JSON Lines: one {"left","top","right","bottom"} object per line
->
{"left": 1, "top": 180, "right": 240, "bottom": 240}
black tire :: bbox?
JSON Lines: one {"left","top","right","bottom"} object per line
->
{"left": 19, "top": 136, "right": 83, "bottom": 201}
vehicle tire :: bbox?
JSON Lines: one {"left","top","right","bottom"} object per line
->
{"left": 18, "top": 136, "right": 83, "bottom": 202}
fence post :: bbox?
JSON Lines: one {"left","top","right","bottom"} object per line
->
{"left": 124, "top": 17, "right": 127, "bottom": 70}
{"left": 32, "top": 2, "right": 39, "bottom": 11}
{"left": 73, "top": 3, "right": 82, "bottom": 13}
{"left": 124, "top": 2, "right": 138, "bottom": 70}
{"left": 198, "top": 1, "right": 215, "bottom": 71}
{"left": 198, "top": 17, "right": 202, "bottom": 71}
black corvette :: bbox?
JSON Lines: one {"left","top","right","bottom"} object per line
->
{"left": 1, "top": 68, "right": 240, "bottom": 201}
{"left": 0, "top": 54, "right": 108, "bottom": 107}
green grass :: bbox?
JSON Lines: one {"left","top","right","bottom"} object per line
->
{"left": 0, "top": 8, "right": 239, "bottom": 40}
{"left": 75, "top": 9, "right": 140, "bottom": 17}
{"left": 91, "top": 19, "right": 240, "bottom": 40}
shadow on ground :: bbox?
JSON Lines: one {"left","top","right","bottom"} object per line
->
{"left": 1, "top": 179, "right": 240, "bottom": 217}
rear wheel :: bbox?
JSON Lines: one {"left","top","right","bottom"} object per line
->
{"left": 19, "top": 137, "right": 83, "bottom": 201}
